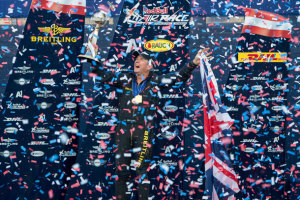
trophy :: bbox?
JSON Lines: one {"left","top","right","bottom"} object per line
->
{"left": 78, "top": 10, "right": 109, "bottom": 62}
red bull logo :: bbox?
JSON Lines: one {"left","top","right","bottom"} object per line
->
{"left": 143, "top": 7, "right": 168, "bottom": 14}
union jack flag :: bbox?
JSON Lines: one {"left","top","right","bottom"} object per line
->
{"left": 200, "top": 55, "right": 240, "bottom": 200}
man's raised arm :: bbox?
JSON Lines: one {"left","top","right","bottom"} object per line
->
{"left": 156, "top": 48, "right": 211, "bottom": 89}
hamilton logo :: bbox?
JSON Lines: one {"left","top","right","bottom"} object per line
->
{"left": 38, "top": 24, "right": 71, "bottom": 36}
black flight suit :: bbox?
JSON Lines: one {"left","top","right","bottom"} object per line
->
{"left": 91, "top": 61, "right": 198, "bottom": 200}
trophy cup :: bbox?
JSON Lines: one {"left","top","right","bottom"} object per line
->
{"left": 78, "top": 10, "right": 109, "bottom": 62}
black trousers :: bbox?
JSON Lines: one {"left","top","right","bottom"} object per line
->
{"left": 115, "top": 123, "right": 153, "bottom": 200}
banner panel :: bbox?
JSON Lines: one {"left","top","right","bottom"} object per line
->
{"left": 0, "top": 0, "right": 85, "bottom": 199}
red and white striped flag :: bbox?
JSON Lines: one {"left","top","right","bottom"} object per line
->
{"left": 31, "top": 0, "right": 86, "bottom": 15}
{"left": 242, "top": 8, "right": 292, "bottom": 39}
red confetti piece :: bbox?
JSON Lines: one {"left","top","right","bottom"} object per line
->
{"left": 58, "top": 48, "right": 64, "bottom": 56}
{"left": 48, "top": 189, "right": 54, "bottom": 199}
{"left": 71, "top": 181, "right": 80, "bottom": 188}
{"left": 96, "top": 186, "right": 102, "bottom": 192}
{"left": 3, "top": 170, "right": 10, "bottom": 175}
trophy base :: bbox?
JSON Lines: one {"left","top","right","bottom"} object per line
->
{"left": 78, "top": 55, "right": 100, "bottom": 63}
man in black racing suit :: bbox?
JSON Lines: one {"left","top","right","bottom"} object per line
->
{"left": 90, "top": 48, "right": 210, "bottom": 200}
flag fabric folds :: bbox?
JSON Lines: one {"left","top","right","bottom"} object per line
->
{"left": 242, "top": 8, "right": 292, "bottom": 39}
{"left": 200, "top": 56, "right": 240, "bottom": 200}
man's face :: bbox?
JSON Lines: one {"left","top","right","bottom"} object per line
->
{"left": 134, "top": 55, "right": 151, "bottom": 75}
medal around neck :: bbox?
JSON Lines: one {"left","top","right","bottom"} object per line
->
{"left": 132, "top": 95, "right": 143, "bottom": 104}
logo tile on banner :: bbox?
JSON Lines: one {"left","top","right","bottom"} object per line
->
{"left": 123, "top": 2, "right": 189, "bottom": 29}
{"left": 144, "top": 39, "right": 175, "bottom": 52}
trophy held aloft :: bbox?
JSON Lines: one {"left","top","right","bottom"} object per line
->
{"left": 78, "top": 10, "right": 109, "bottom": 63}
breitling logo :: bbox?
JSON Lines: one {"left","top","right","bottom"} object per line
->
{"left": 31, "top": 24, "right": 77, "bottom": 45}
{"left": 38, "top": 24, "right": 71, "bottom": 36}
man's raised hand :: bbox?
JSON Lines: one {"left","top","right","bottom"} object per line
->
{"left": 192, "top": 48, "right": 212, "bottom": 66}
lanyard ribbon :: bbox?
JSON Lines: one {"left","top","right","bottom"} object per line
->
{"left": 133, "top": 78, "right": 148, "bottom": 97}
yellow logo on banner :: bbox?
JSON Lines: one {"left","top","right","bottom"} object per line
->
{"left": 238, "top": 52, "right": 287, "bottom": 62}
{"left": 31, "top": 24, "right": 76, "bottom": 45}
{"left": 144, "top": 39, "right": 174, "bottom": 52}
{"left": 38, "top": 24, "right": 71, "bottom": 36}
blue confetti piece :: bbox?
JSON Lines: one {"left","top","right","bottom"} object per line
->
{"left": 57, "top": 103, "right": 63, "bottom": 108}
{"left": 49, "top": 154, "right": 59, "bottom": 162}
{"left": 20, "top": 146, "right": 26, "bottom": 152}
{"left": 49, "top": 139, "right": 56, "bottom": 144}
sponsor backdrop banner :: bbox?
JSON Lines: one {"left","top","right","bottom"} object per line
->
{"left": 0, "top": 1, "right": 299, "bottom": 199}
{"left": 223, "top": 8, "right": 291, "bottom": 199}
{"left": 0, "top": 0, "right": 85, "bottom": 199}
{"left": 66, "top": 0, "right": 190, "bottom": 199}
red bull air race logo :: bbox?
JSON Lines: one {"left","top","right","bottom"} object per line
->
{"left": 123, "top": 2, "right": 189, "bottom": 29}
